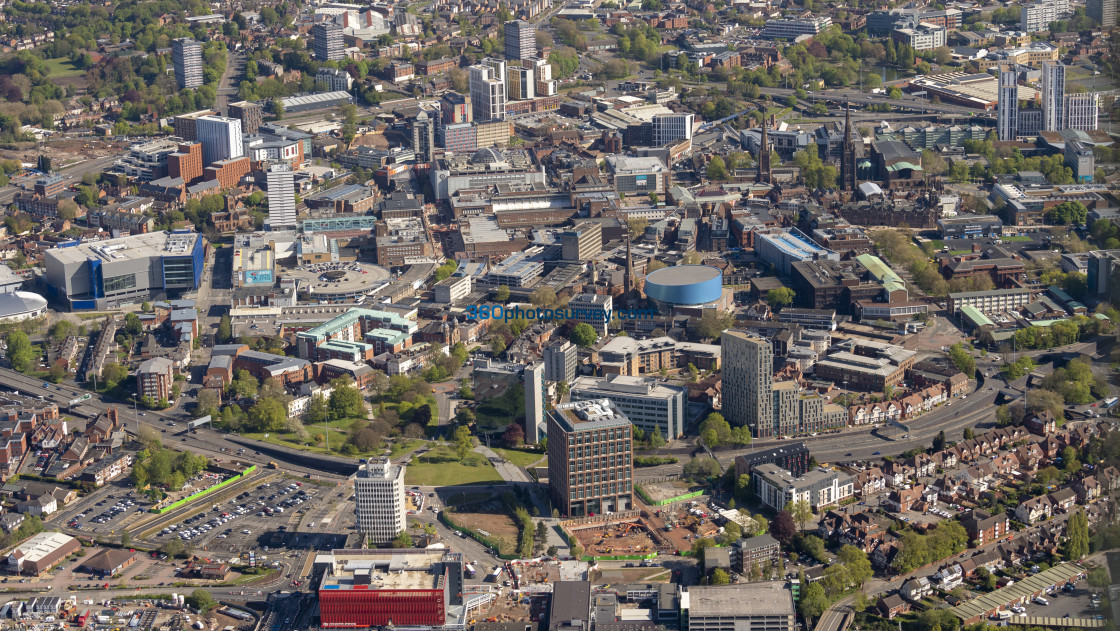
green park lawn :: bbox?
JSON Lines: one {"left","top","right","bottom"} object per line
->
{"left": 492, "top": 447, "right": 546, "bottom": 468}
{"left": 388, "top": 439, "right": 423, "bottom": 459}
{"left": 43, "top": 57, "right": 84, "bottom": 78}
{"left": 1001, "top": 235, "right": 1034, "bottom": 242}
{"left": 405, "top": 460, "right": 503, "bottom": 486}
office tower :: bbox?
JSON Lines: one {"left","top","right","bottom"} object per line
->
{"left": 172, "top": 38, "right": 203, "bottom": 89}
{"left": 195, "top": 115, "right": 244, "bottom": 165}
{"left": 411, "top": 110, "right": 435, "bottom": 163}
{"left": 543, "top": 339, "right": 579, "bottom": 383}
{"left": 569, "top": 375, "right": 687, "bottom": 440}
{"left": 840, "top": 103, "right": 858, "bottom": 190}
{"left": 227, "top": 101, "right": 263, "bottom": 135}
{"left": 312, "top": 22, "right": 344, "bottom": 61}
{"left": 266, "top": 164, "right": 298, "bottom": 230}
{"left": 354, "top": 458, "right": 406, "bottom": 544}
{"left": 757, "top": 116, "right": 772, "bottom": 183}
{"left": 507, "top": 65, "right": 535, "bottom": 101}
{"left": 1064, "top": 93, "right": 1100, "bottom": 131}
{"left": 1041, "top": 61, "right": 1066, "bottom": 132}
{"left": 547, "top": 398, "right": 634, "bottom": 517}
{"left": 721, "top": 330, "right": 774, "bottom": 438}
{"left": 1089, "top": 0, "right": 1117, "bottom": 27}
{"left": 469, "top": 64, "right": 506, "bottom": 122}
{"left": 652, "top": 113, "right": 694, "bottom": 146}
{"left": 504, "top": 20, "right": 535, "bottom": 60}
{"left": 561, "top": 221, "right": 602, "bottom": 262}
{"left": 998, "top": 69, "right": 1019, "bottom": 141}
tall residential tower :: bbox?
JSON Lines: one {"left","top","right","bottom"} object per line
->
{"left": 721, "top": 330, "right": 774, "bottom": 438}
{"left": 266, "top": 164, "right": 298, "bottom": 230}
{"left": 172, "top": 38, "right": 203, "bottom": 89}
{"left": 504, "top": 20, "right": 536, "bottom": 60}
{"left": 998, "top": 68, "right": 1019, "bottom": 141}
{"left": 1041, "top": 61, "right": 1066, "bottom": 132}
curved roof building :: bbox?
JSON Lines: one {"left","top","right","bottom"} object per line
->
{"left": 644, "top": 265, "right": 724, "bottom": 307}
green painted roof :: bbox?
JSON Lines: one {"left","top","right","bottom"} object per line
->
{"left": 298, "top": 308, "right": 417, "bottom": 342}
{"left": 855, "top": 254, "right": 904, "bottom": 285}
{"left": 959, "top": 305, "right": 994, "bottom": 328}
{"left": 886, "top": 161, "right": 922, "bottom": 172}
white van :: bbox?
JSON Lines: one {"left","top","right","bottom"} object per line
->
{"left": 1033, "top": 596, "right": 1049, "bottom": 606}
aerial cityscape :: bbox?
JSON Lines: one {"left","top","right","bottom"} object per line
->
{"left": 0, "top": 0, "right": 1117, "bottom": 630}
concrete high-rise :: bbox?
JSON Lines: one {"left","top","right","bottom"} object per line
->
{"left": 312, "top": 22, "right": 344, "bottom": 61}
{"left": 998, "top": 68, "right": 1019, "bottom": 141}
{"left": 543, "top": 339, "right": 579, "bottom": 383}
{"left": 411, "top": 110, "right": 436, "bottom": 163}
{"left": 172, "top": 38, "right": 203, "bottom": 89}
{"left": 504, "top": 20, "right": 536, "bottom": 60}
{"left": 1041, "top": 61, "right": 1066, "bottom": 132}
{"left": 1065, "top": 93, "right": 1100, "bottom": 131}
{"left": 1088, "top": 0, "right": 1117, "bottom": 27}
{"left": 195, "top": 115, "right": 244, "bottom": 165}
{"left": 469, "top": 64, "right": 506, "bottom": 122}
{"left": 266, "top": 164, "right": 298, "bottom": 230}
{"left": 547, "top": 398, "right": 634, "bottom": 517}
{"left": 721, "top": 330, "right": 774, "bottom": 438}
{"left": 354, "top": 458, "right": 406, "bottom": 545}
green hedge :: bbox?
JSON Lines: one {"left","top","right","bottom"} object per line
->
{"left": 634, "top": 487, "right": 704, "bottom": 506}
{"left": 150, "top": 465, "right": 257, "bottom": 514}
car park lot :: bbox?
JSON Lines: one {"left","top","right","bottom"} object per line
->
{"left": 148, "top": 480, "right": 319, "bottom": 551}
{"left": 1016, "top": 582, "right": 1106, "bottom": 622}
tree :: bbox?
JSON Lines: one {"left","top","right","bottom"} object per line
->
{"left": 195, "top": 389, "right": 220, "bottom": 419}
{"left": 710, "top": 568, "right": 731, "bottom": 585}
{"left": 495, "top": 285, "right": 511, "bottom": 302}
{"left": 696, "top": 310, "right": 735, "bottom": 340}
{"left": 391, "top": 531, "right": 413, "bottom": 548}
{"left": 570, "top": 323, "right": 598, "bottom": 347}
{"left": 1045, "top": 201, "right": 1089, "bottom": 225}
{"left": 1087, "top": 566, "right": 1110, "bottom": 588}
{"left": 837, "top": 545, "right": 872, "bottom": 586}
{"left": 691, "top": 537, "right": 716, "bottom": 561}
{"left": 453, "top": 425, "right": 473, "bottom": 460}
{"left": 799, "top": 582, "right": 829, "bottom": 624}
{"left": 329, "top": 384, "right": 365, "bottom": 419}
{"left": 1064, "top": 510, "right": 1089, "bottom": 560}
{"left": 787, "top": 500, "right": 813, "bottom": 531}
{"left": 503, "top": 422, "right": 525, "bottom": 447}
{"left": 248, "top": 398, "right": 287, "bottom": 432}
{"left": 707, "top": 156, "right": 729, "bottom": 181}
{"left": 231, "top": 370, "right": 258, "bottom": 399}
{"left": 124, "top": 313, "right": 143, "bottom": 337}
{"left": 217, "top": 315, "right": 232, "bottom": 343}
{"left": 770, "top": 510, "right": 797, "bottom": 545}
{"left": 683, "top": 456, "right": 721, "bottom": 480}
{"left": 101, "top": 362, "right": 127, "bottom": 388}
{"left": 271, "top": 99, "right": 285, "bottom": 120}
{"left": 947, "top": 343, "right": 975, "bottom": 377}
{"left": 6, "top": 331, "right": 33, "bottom": 373}
{"left": 766, "top": 287, "right": 795, "bottom": 309}
{"left": 922, "top": 149, "right": 948, "bottom": 176}
{"left": 186, "top": 590, "right": 216, "bottom": 613}
{"left": 305, "top": 394, "right": 330, "bottom": 424}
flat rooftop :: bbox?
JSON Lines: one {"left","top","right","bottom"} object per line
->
{"left": 46, "top": 231, "right": 200, "bottom": 265}
{"left": 319, "top": 549, "right": 449, "bottom": 591}
{"left": 683, "top": 581, "right": 795, "bottom": 617}
{"left": 550, "top": 399, "right": 632, "bottom": 432}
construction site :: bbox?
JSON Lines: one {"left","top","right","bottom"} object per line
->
{"left": 567, "top": 518, "right": 670, "bottom": 558}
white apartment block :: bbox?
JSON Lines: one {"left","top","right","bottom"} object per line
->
{"left": 891, "top": 23, "right": 947, "bottom": 50}
{"left": 1064, "top": 93, "right": 1099, "bottom": 130}
{"left": 354, "top": 458, "right": 407, "bottom": 544}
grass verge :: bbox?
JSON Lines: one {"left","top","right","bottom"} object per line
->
{"left": 492, "top": 447, "right": 545, "bottom": 468}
